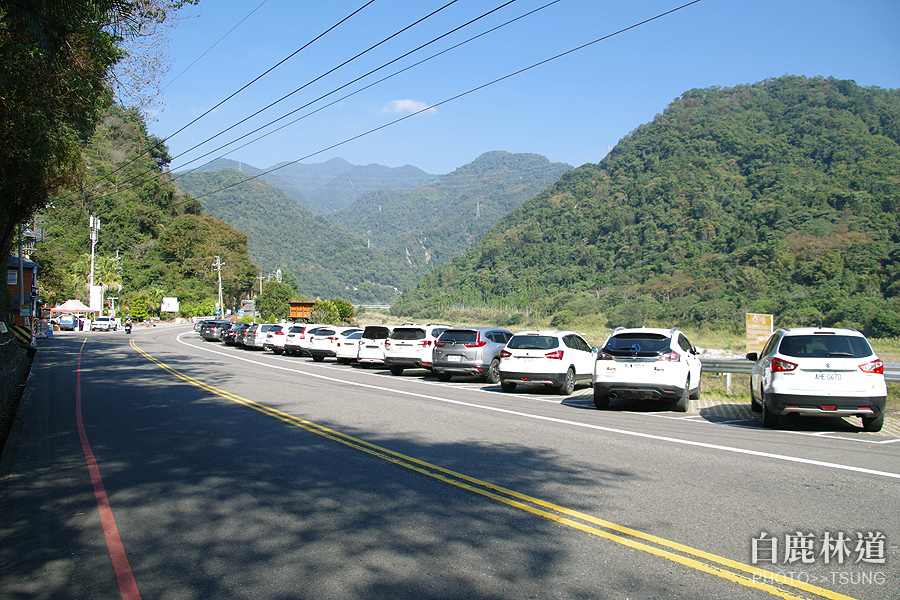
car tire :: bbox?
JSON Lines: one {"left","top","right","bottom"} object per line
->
{"left": 486, "top": 359, "right": 501, "bottom": 384}
{"left": 862, "top": 413, "right": 884, "bottom": 433}
{"left": 593, "top": 389, "right": 610, "bottom": 410}
{"left": 689, "top": 380, "right": 701, "bottom": 400}
{"left": 436, "top": 372, "right": 452, "bottom": 382}
{"left": 750, "top": 384, "right": 762, "bottom": 412}
{"left": 761, "top": 398, "right": 778, "bottom": 428}
{"left": 501, "top": 381, "right": 516, "bottom": 393}
{"left": 336, "top": 357, "right": 350, "bottom": 365}
{"left": 273, "top": 348, "right": 284, "bottom": 355}
{"left": 312, "top": 355, "right": 325, "bottom": 362}
{"left": 673, "top": 380, "right": 689, "bottom": 412}
{"left": 558, "top": 368, "right": 576, "bottom": 396}
{"left": 390, "top": 366, "right": 404, "bottom": 376}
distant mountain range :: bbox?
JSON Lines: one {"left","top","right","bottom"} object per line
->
{"left": 174, "top": 152, "right": 572, "bottom": 303}
{"left": 185, "top": 157, "right": 437, "bottom": 214}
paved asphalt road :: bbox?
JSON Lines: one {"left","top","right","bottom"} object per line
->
{"left": 1, "top": 325, "right": 898, "bottom": 600}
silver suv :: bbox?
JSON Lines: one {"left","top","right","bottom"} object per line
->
{"left": 593, "top": 327, "right": 702, "bottom": 412}
{"left": 746, "top": 327, "right": 887, "bottom": 431}
{"left": 432, "top": 327, "right": 513, "bottom": 383}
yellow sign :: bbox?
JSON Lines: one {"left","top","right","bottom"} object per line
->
{"left": 746, "top": 313, "right": 773, "bottom": 353}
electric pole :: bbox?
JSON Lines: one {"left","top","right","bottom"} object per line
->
{"left": 214, "top": 256, "right": 225, "bottom": 317}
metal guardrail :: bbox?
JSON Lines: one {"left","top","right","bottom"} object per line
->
{"left": 700, "top": 358, "right": 900, "bottom": 383}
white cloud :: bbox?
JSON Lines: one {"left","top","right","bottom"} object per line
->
{"left": 382, "top": 99, "right": 436, "bottom": 115}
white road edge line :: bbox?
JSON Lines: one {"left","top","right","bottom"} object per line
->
{"left": 175, "top": 333, "right": 900, "bottom": 480}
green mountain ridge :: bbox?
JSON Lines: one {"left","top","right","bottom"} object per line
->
{"left": 395, "top": 76, "right": 900, "bottom": 337}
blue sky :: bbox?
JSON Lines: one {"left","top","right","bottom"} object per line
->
{"left": 147, "top": 0, "right": 900, "bottom": 176}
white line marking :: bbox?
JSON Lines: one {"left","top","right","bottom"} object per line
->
{"left": 174, "top": 333, "right": 900, "bottom": 480}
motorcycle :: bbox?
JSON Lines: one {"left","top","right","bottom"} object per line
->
{"left": 125, "top": 322, "right": 132, "bottom": 334}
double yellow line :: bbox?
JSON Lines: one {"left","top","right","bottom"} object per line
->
{"left": 131, "top": 339, "right": 857, "bottom": 600}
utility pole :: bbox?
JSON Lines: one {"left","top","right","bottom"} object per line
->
{"left": 214, "top": 256, "right": 225, "bottom": 317}
{"left": 257, "top": 274, "right": 265, "bottom": 294}
{"left": 89, "top": 215, "right": 100, "bottom": 288}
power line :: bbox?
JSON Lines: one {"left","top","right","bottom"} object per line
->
{"left": 161, "top": 0, "right": 271, "bottom": 92}
{"left": 185, "top": 0, "right": 704, "bottom": 203}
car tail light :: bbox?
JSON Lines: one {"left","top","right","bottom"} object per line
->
{"left": 597, "top": 351, "right": 614, "bottom": 360}
{"left": 384, "top": 339, "right": 391, "bottom": 347}
{"left": 859, "top": 360, "right": 884, "bottom": 374}
{"left": 657, "top": 351, "right": 681, "bottom": 362}
{"left": 274, "top": 331, "right": 284, "bottom": 336}
{"left": 500, "top": 349, "right": 511, "bottom": 358}
{"left": 822, "top": 405, "right": 837, "bottom": 411}
{"left": 545, "top": 350, "right": 564, "bottom": 360}
{"left": 464, "top": 333, "right": 486, "bottom": 348}
{"left": 418, "top": 340, "right": 432, "bottom": 347}
{"left": 435, "top": 341, "right": 446, "bottom": 347}
{"left": 770, "top": 357, "right": 797, "bottom": 373}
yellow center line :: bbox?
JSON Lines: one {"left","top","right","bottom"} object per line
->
{"left": 130, "top": 339, "right": 858, "bottom": 600}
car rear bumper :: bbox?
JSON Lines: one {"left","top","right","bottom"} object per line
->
{"left": 433, "top": 361, "right": 490, "bottom": 376}
{"left": 765, "top": 392, "right": 886, "bottom": 417}
{"left": 500, "top": 370, "right": 566, "bottom": 387}
{"left": 593, "top": 382, "right": 686, "bottom": 401}
{"left": 385, "top": 357, "right": 432, "bottom": 369}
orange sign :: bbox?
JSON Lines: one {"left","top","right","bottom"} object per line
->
{"left": 746, "top": 313, "right": 773, "bottom": 353}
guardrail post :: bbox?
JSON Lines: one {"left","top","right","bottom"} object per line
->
{"left": 725, "top": 373, "right": 732, "bottom": 395}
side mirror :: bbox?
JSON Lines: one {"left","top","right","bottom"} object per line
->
{"left": 745, "top": 352, "right": 758, "bottom": 361}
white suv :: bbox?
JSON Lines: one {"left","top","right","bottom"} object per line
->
{"left": 747, "top": 327, "right": 887, "bottom": 432}
{"left": 592, "top": 327, "right": 702, "bottom": 411}
{"left": 383, "top": 324, "right": 450, "bottom": 375}
{"left": 90, "top": 316, "right": 119, "bottom": 331}
{"left": 499, "top": 330, "right": 596, "bottom": 395}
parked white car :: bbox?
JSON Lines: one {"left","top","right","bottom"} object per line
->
{"left": 383, "top": 324, "right": 451, "bottom": 375}
{"left": 335, "top": 330, "right": 364, "bottom": 364}
{"left": 592, "top": 327, "right": 702, "bottom": 412}
{"left": 263, "top": 323, "right": 294, "bottom": 354}
{"left": 747, "top": 327, "right": 887, "bottom": 431}
{"left": 308, "top": 326, "right": 362, "bottom": 362}
{"left": 499, "top": 330, "right": 596, "bottom": 395}
{"left": 357, "top": 325, "right": 392, "bottom": 367}
{"left": 283, "top": 324, "right": 323, "bottom": 356}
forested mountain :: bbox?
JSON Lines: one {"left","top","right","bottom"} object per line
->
{"left": 331, "top": 151, "right": 572, "bottom": 279}
{"left": 189, "top": 157, "right": 436, "bottom": 214}
{"left": 176, "top": 169, "right": 413, "bottom": 304}
{"left": 395, "top": 76, "right": 900, "bottom": 337}
{"left": 32, "top": 106, "right": 259, "bottom": 318}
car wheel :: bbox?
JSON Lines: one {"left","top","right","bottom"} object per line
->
{"left": 689, "top": 380, "right": 701, "bottom": 400}
{"left": 862, "top": 413, "right": 884, "bottom": 433}
{"left": 312, "top": 355, "right": 325, "bottom": 362}
{"left": 558, "top": 368, "right": 576, "bottom": 396}
{"left": 436, "top": 372, "right": 452, "bottom": 382}
{"left": 486, "top": 359, "right": 501, "bottom": 384}
{"left": 673, "top": 379, "right": 689, "bottom": 412}
{"left": 593, "top": 388, "right": 610, "bottom": 410}
{"left": 336, "top": 357, "right": 350, "bottom": 365}
{"left": 750, "top": 384, "right": 762, "bottom": 412}
{"left": 501, "top": 381, "right": 516, "bottom": 393}
{"left": 761, "top": 398, "right": 778, "bottom": 428}
{"left": 390, "top": 366, "right": 404, "bottom": 376}
{"left": 273, "top": 348, "right": 284, "bottom": 355}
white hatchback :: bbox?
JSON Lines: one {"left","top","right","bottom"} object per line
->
{"left": 498, "top": 330, "right": 596, "bottom": 395}
{"left": 747, "top": 327, "right": 887, "bottom": 431}
{"left": 357, "top": 325, "right": 393, "bottom": 367}
{"left": 592, "top": 327, "right": 702, "bottom": 412}
{"left": 383, "top": 324, "right": 450, "bottom": 375}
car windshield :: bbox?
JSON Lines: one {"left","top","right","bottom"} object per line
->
{"left": 778, "top": 334, "right": 873, "bottom": 359}
{"left": 391, "top": 328, "right": 425, "bottom": 341}
{"left": 438, "top": 330, "right": 478, "bottom": 344}
{"left": 507, "top": 335, "right": 559, "bottom": 350}
{"left": 603, "top": 333, "right": 671, "bottom": 356}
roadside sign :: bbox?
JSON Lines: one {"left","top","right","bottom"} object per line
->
{"left": 746, "top": 313, "right": 773, "bottom": 353}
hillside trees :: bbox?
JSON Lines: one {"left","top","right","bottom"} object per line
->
{"left": 395, "top": 77, "right": 900, "bottom": 336}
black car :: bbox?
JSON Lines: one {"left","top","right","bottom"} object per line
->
{"left": 199, "top": 320, "right": 232, "bottom": 341}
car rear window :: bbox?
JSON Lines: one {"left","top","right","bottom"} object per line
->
{"left": 778, "top": 334, "right": 873, "bottom": 359}
{"left": 507, "top": 335, "right": 559, "bottom": 350}
{"left": 391, "top": 328, "right": 425, "bottom": 341}
{"left": 362, "top": 326, "right": 390, "bottom": 339}
{"left": 603, "top": 333, "right": 670, "bottom": 357}
{"left": 316, "top": 328, "right": 336, "bottom": 336}
{"left": 438, "top": 330, "right": 478, "bottom": 343}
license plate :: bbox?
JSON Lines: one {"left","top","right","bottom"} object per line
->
{"left": 447, "top": 355, "right": 461, "bottom": 362}
{"left": 814, "top": 373, "right": 842, "bottom": 381}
